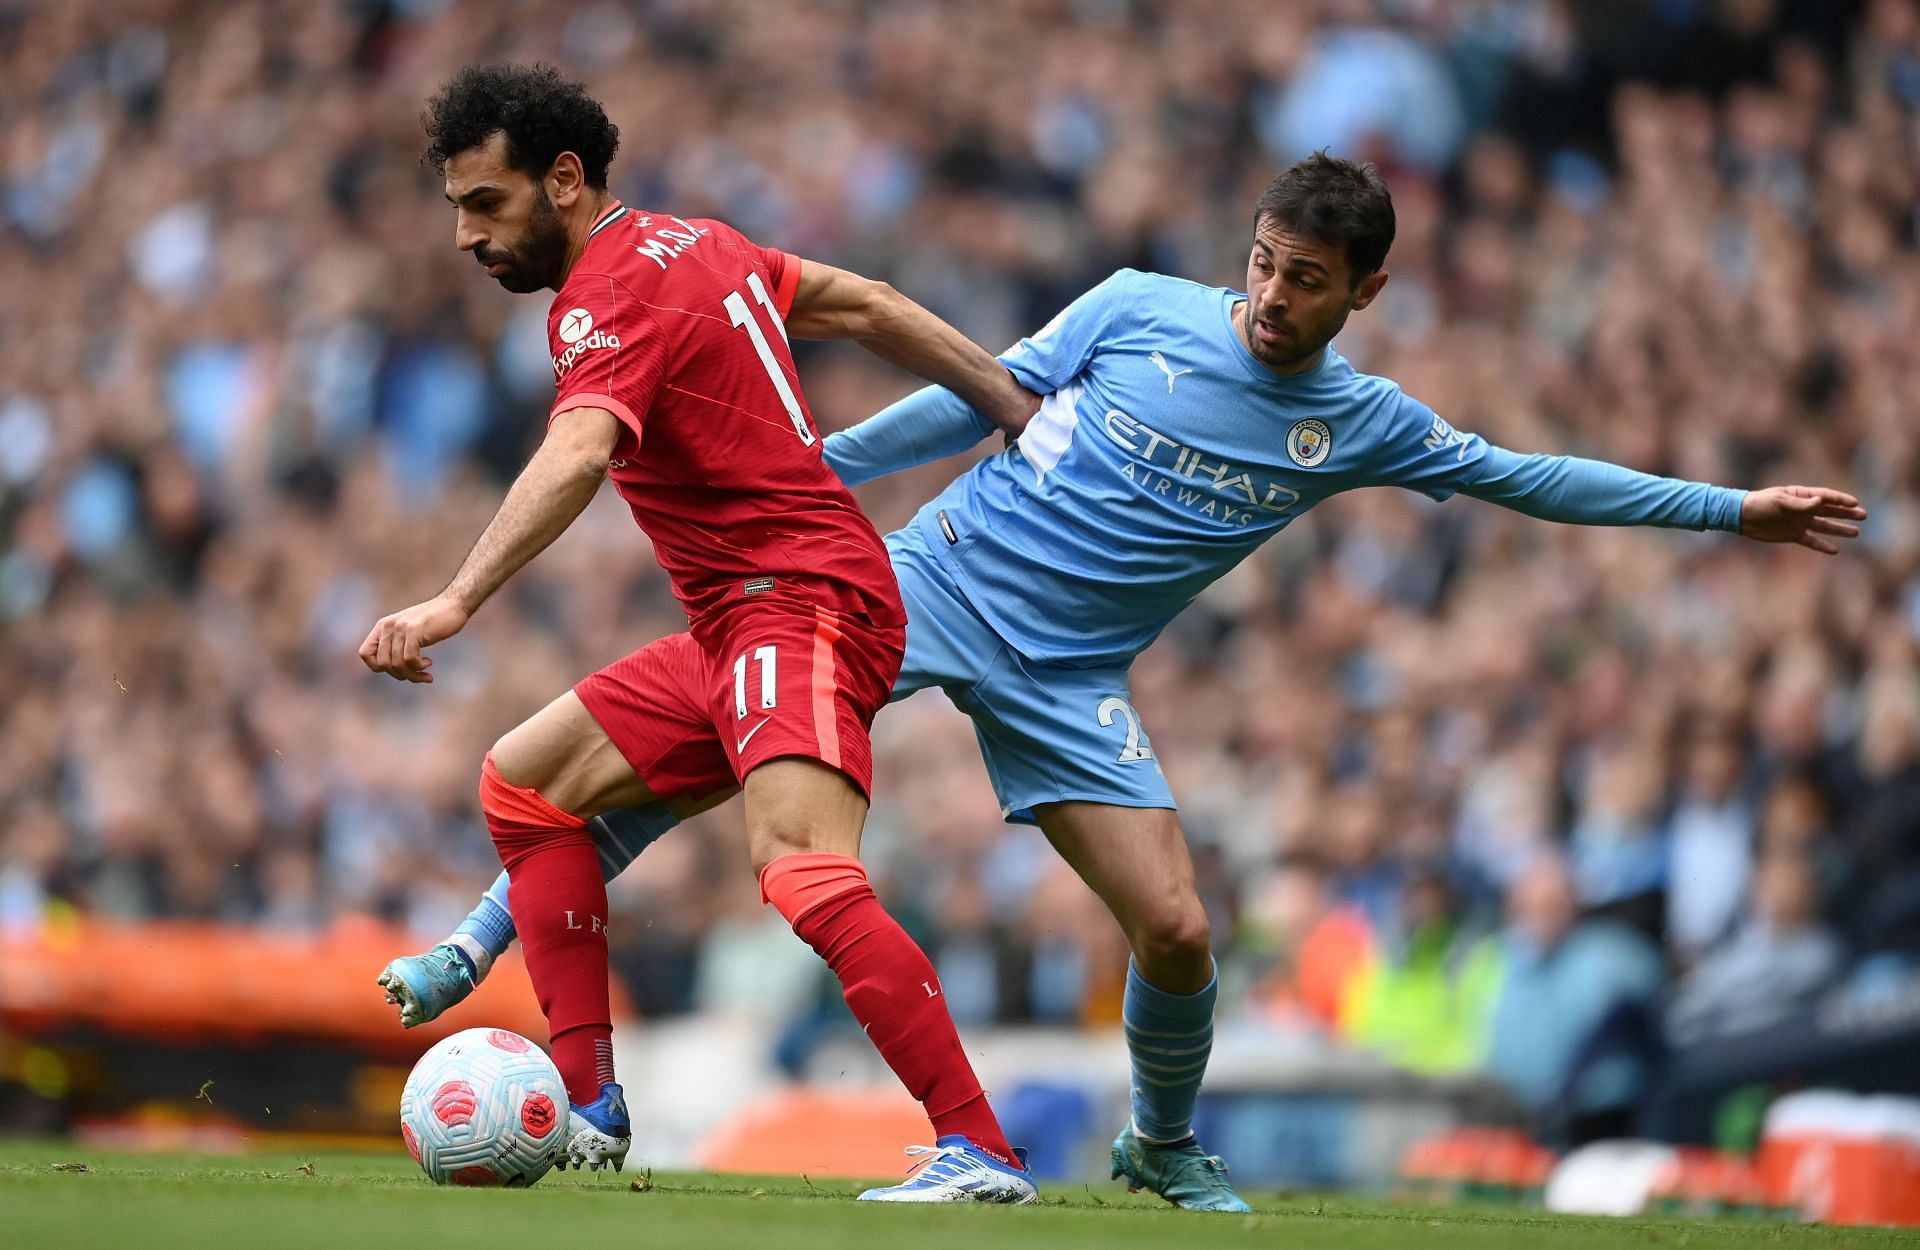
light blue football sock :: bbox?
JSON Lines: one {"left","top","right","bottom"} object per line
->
{"left": 591, "top": 801, "right": 681, "bottom": 879}
{"left": 1123, "top": 957, "right": 1217, "bottom": 1144}
{"left": 453, "top": 873, "right": 516, "bottom": 961}
{"left": 453, "top": 801, "right": 682, "bottom": 962}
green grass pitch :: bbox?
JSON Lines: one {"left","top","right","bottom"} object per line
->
{"left": 3, "top": 1140, "right": 1918, "bottom": 1250}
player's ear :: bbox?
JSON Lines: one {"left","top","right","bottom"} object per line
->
{"left": 1349, "top": 269, "right": 1389, "bottom": 311}
{"left": 547, "top": 151, "right": 585, "bottom": 210}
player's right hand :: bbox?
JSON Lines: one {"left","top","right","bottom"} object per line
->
{"left": 358, "top": 595, "right": 470, "bottom": 683}
{"left": 1738, "top": 485, "right": 1867, "bottom": 554}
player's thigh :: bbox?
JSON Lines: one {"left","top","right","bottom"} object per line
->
{"left": 958, "top": 661, "right": 1211, "bottom": 978}
{"left": 488, "top": 690, "right": 657, "bottom": 815}
{"left": 706, "top": 601, "right": 902, "bottom": 871}
{"left": 954, "top": 656, "right": 1176, "bottom": 825}
{"left": 565, "top": 632, "right": 741, "bottom": 816}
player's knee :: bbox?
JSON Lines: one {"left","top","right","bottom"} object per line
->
{"left": 489, "top": 719, "right": 605, "bottom": 810}
{"left": 479, "top": 752, "right": 592, "bottom": 871}
{"left": 481, "top": 750, "right": 542, "bottom": 809}
{"left": 743, "top": 760, "right": 865, "bottom": 875}
{"left": 1132, "top": 898, "right": 1212, "bottom": 970}
{"left": 748, "top": 816, "right": 860, "bottom": 877}
{"left": 749, "top": 827, "right": 835, "bottom": 878}
{"left": 488, "top": 725, "right": 558, "bottom": 793}
{"left": 757, "top": 850, "right": 870, "bottom": 928}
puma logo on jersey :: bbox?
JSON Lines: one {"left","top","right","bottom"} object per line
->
{"left": 1150, "top": 351, "right": 1193, "bottom": 393}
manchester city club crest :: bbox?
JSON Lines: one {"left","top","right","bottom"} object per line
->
{"left": 1287, "top": 418, "right": 1332, "bottom": 467}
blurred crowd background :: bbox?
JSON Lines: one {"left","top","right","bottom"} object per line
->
{"left": 4, "top": 0, "right": 1920, "bottom": 1139}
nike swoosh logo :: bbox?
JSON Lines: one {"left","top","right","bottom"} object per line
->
{"left": 735, "top": 717, "right": 772, "bottom": 754}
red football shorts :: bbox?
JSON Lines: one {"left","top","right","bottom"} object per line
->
{"left": 574, "top": 599, "right": 904, "bottom": 803}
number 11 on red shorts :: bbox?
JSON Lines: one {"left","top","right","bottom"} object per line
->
{"left": 709, "top": 603, "right": 903, "bottom": 798}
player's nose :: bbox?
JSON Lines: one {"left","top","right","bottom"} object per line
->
{"left": 453, "top": 212, "right": 485, "bottom": 253}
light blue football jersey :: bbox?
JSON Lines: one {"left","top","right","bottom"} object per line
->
{"left": 833, "top": 268, "right": 1742, "bottom": 668}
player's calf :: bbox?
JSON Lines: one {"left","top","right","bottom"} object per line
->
{"left": 481, "top": 750, "right": 618, "bottom": 1107}
{"left": 378, "top": 806, "right": 682, "bottom": 1029}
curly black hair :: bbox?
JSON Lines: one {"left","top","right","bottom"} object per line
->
{"left": 422, "top": 62, "right": 620, "bottom": 189}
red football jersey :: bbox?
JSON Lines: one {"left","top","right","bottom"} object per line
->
{"left": 547, "top": 202, "right": 904, "bottom": 631}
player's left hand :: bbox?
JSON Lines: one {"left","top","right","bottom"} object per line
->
{"left": 1739, "top": 485, "right": 1867, "bottom": 554}
{"left": 358, "top": 595, "right": 471, "bottom": 683}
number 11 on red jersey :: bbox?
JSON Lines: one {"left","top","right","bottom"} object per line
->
{"left": 724, "top": 274, "right": 813, "bottom": 446}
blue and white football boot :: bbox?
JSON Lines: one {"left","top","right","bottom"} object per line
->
{"left": 858, "top": 1135, "right": 1038, "bottom": 1203}
{"left": 563, "top": 1082, "right": 631, "bottom": 1172}
{"left": 377, "top": 941, "right": 483, "bottom": 1028}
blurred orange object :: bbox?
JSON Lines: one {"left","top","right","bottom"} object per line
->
{"left": 1297, "top": 907, "right": 1374, "bottom": 1030}
{"left": 1759, "top": 1092, "right": 1920, "bottom": 1226}
{"left": 0, "top": 917, "right": 609, "bottom": 1059}
{"left": 1399, "top": 1126, "right": 1555, "bottom": 1204}
{"left": 699, "top": 1087, "right": 930, "bottom": 1178}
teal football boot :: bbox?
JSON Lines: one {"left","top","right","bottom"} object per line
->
{"left": 1110, "top": 1123, "right": 1252, "bottom": 1212}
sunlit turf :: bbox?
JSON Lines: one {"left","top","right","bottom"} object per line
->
{"left": 2, "top": 1139, "right": 1917, "bottom": 1250}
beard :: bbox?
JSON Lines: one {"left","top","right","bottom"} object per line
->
{"left": 476, "top": 186, "right": 570, "bottom": 293}
{"left": 1243, "top": 301, "right": 1347, "bottom": 371}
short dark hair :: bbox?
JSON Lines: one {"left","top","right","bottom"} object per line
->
{"left": 1254, "top": 151, "right": 1395, "bottom": 282}
{"left": 422, "top": 62, "right": 620, "bottom": 189}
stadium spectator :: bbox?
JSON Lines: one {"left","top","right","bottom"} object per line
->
{"left": 1664, "top": 727, "right": 1760, "bottom": 963}
{"left": 1233, "top": 854, "right": 1374, "bottom": 1032}
{"left": 1340, "top": 869, "right": 1501, "bottom": 1076}
{"left": 1482, "top": 855, "right": 1664, "bottom": 1136}
{"left": 1666, "top": 848, "right": 1846, "bottom": 1044}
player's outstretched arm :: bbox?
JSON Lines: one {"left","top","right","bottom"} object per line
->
{"left": 785, "top": 259, "right": 1038, "bottom": 435}
{"left": 1443, "top": 441, "right": 1865, "bottom": 554}
{"left": 822, "top": 385, "right": 1000, "bottom": 487}
{"left": 357, "top": 407, "right": 621, "bottom": 683}
{"left": 1736, "top": 485, "right": 1867, "bottom": 554}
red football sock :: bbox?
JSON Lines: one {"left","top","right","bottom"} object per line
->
{"left": 761, "top": 853, "right": 1013, "bottom": 1162}
{"left": 482, "top": 755, "right": 613, "bottom": 1106}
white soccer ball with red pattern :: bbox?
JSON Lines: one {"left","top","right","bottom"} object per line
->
{"left": 399, "top": 1027, "right": 569, "bottom": 1186}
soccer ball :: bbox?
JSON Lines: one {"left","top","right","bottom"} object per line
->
{"left": 399, "top": 1028, "right": 569, "bottom": 1186}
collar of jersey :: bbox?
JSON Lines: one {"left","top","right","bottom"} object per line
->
{"left": 588, "top": 200, "right": 628, "bottom": 238}
{"left": 1219, "top": 289, "right": 1329, "bottom": 388}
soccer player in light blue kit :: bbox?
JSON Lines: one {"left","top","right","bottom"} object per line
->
{"left": 382, "top": 153, "right": 1864, "bottom": 1208}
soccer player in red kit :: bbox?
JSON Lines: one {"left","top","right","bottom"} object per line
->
{"left": 359, "top": 63, "right": 1038, "bottom": 1202}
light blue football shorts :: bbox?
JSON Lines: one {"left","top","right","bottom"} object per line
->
{"left": 884, "top": 524, "right": 1176, "bottom": 825}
